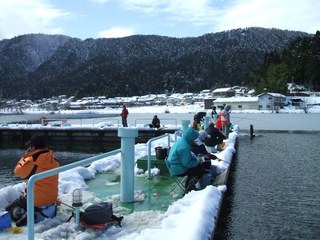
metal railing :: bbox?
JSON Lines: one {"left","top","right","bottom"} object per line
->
{"left": 25, "top": 131, "right": 179, "bottom": 239}
{"left": 146, "top": 133, "right": 171, "bottom": 179}
{"left": 40, "top": 118, "right": 120, "bottom": 127}
{"left": 26, "top": 148, "right": 121, "bottom": 240}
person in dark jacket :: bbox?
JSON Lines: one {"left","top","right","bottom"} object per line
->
{"left": 192, "top": 130, "right": 222, "bottom": 178}
{"left": 192, "top": 131, "right": 220, "bottom": 161}
{"left": 149, "top": 115, "right": 161, "bottom": 128}
{"left": 204, "top": 123, "right": 226, "bottom": 147}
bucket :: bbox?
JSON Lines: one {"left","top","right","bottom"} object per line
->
{"left": 155, "top": 147, "right": 168, "bottom": 160}
{"left": 0, "top": 211, "right": 12, "bottom": 231}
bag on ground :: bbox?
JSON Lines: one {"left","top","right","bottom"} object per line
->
{"left": 81, "top": 202, "right": 113, "bottom": 225}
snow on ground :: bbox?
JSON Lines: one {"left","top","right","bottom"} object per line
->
{"left": 2, "top": 101, "right": 320, "bottom": 116}
{"left": 0, "top": 126, "right": 239, "bottom": 240}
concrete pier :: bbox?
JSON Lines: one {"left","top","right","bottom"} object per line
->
{"left": 0, "top": 127, "right": 178, "bottom": 150}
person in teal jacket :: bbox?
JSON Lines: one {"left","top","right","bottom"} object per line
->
{"left": 166, "top": 127, "right": 206, "bottom": 192}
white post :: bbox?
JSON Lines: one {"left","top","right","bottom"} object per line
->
{"left": 118, "top": 128, "right": 138, "bottom": 203}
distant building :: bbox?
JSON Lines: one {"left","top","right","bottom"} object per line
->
{"left": 212, "top": 97, "right": 259, "bottom": 110}
{"left": 257, "top": 92, "right": 286, "bottom": 111}
{"left": 212, "top": 88, "right": 236, "bottom": 98}
{"left": 291, "top": 98, "right": 305, "bottom": 109}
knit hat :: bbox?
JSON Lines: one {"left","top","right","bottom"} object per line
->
{"left": 25, "top": 134, "right": 46, "bottom": 149}
{"left": 195, "top": 130, "right": 210, "bottom": 145}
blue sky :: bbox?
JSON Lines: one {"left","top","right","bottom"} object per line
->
{"left": 0, "top": 0, "right": 319, "bottom": 40}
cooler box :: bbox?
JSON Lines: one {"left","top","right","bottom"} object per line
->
{"left": 136, "top": 155, "right": 169, "bottom": 175}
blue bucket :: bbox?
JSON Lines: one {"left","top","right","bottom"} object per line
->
{"left": 0, "top": 212, "right": 12, "bottom": 231}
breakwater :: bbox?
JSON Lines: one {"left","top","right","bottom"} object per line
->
{"left": 0, "top": 127, "right": 179, "bottom": 151}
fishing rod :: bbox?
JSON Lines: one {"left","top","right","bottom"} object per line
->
{"left": 56, "top": 199, "right": 76, "bottom": 210}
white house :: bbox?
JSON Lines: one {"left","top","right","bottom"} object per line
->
{"left": 212, "top": 97, "right": 259, "bottom": 110}
{"left": 257, "top": 92, "right": 286, "bottom": 110}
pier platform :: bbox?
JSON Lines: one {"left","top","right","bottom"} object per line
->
{"left": 0, "top": 127, "right": 179, "bottom": 151}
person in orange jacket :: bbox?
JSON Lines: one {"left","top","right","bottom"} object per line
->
{"left": 216, "top": 106, "right": 231, "bottom": 131}
{"left": 5, "top": 134, "right": 60, "bottom": 226}
{"left": 215, "top": 115, "right": 222, "bottom": 130}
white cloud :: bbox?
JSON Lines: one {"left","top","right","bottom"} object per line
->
{"left": 98, "top": 26, "right": 135, "bottom": 38}
{"left": 0, "top": 0, "right": 318, "bottom": 40}
{"left": 213, "top": 0, "right": 320, "bottom": 33}
{"left": 87, "top": 0, "right": 111, "bottom": 5}
{"left": 122, "top": 0, "right": 220, "bottom": 25}
{"left": 120, "top": 0, "right": 319, "bottom": 34}
{"left": 0, "top": 0, "right": 70, "bottom": 39}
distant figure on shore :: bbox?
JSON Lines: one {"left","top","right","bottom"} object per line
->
{"left": 120, "top": 105, "right": 129, "bottom": 127}
{"left": 149, "top": 115, "right": 161, "bottom": 128}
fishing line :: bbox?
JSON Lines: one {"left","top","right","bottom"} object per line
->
{"left": 231, "top": 113, "right": 270, "bottom": 124}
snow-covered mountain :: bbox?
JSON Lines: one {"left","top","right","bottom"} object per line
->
{"left": 0, "top": 27, "right": 309, "bottom": 100}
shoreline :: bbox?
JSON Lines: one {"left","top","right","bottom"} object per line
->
{"left": 1, "top": 106, "right": 320, "bottom": 131}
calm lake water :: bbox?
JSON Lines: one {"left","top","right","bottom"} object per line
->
{"left": 214, "top": 132, "right": 320, "bottom": 240}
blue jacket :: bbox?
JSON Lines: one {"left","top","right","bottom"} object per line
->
{"left": 166, "top": 127, "right": 199, "bottom": 176}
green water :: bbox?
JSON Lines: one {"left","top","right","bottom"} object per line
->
{"left": 86, "top": 172, "right": 183, "bottom": 214}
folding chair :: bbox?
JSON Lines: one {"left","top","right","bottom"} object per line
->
{"left": 170, "top": 175, "right": 187, "bottom": 193}
{"left": 165, "top": 158, "right": 187, "bottom": 194}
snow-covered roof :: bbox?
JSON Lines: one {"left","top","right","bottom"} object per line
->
{"left": 213, "top": 97, "right": 258, "bottom": 103}
{"left": 212, "top": 87, "right": 235, "bottom": 93}
{"left": 257, "top": 92, "right": 286, "bottom": 98}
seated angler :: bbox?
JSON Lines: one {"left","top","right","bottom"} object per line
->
{"left": 166, "top": 127, "right": 206, "bottom": 193}
{"left": 192, "top": 130, "right": 220, "bottom": 161}
{"left": 5, "top": 134, "right": 60, "bottom": 227}
{"left": 149, "top": 115, "right": 161, "bottom": 128}
{"left": 192, "top": 130, "right": 222, "bottom": 181}
{"left": 204, "top": 123, "right": 227, "bottom": 151}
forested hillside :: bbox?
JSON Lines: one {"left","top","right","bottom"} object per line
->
{"left": 252, "top": 31, "right": 320, "bottom": 95}
{"left": 0, "top": 27, "right": 311, "bottom": 100}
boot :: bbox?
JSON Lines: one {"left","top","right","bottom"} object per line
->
{"left": 16, "top": 212, "right": 28, "bottom": 227}
{"left": 185, "top": 178, "right": 196, "bottom": 193}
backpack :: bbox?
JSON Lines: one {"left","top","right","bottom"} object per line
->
{"left": 67, "top": 202, "right": 123, "bottom": 228}
{"left": 81, "top": 202, "right": 113, "bottom": 224}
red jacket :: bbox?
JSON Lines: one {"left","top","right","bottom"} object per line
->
{"left": 121, "top": 108, "right": 129, "bottom": 118}
{"left": 220, "top": 111, "right": 229, "bottom": 125}
{"left": 215, "top": 116, "right": 222, "bottom": 130}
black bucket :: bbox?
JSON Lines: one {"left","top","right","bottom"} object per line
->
{"left": 155, "top": 147, "right": 168, "bottom": 160}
